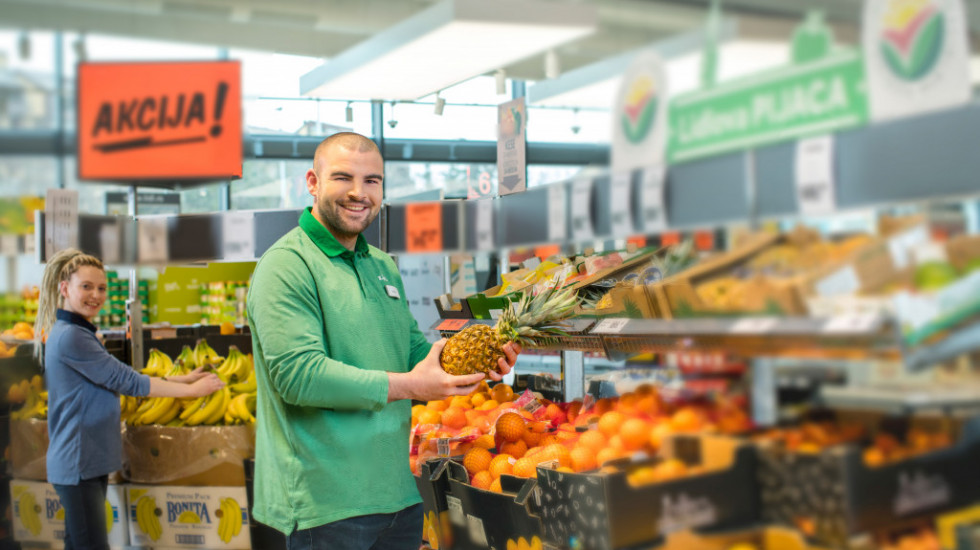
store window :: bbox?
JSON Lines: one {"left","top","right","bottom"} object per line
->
{"left": 0, "top": 29, "right": 58, "bottom": 130}
{"left": 381, "top": 76, "right": 511, "bottom": 142}
{"left": 179, "top": 184, "right": 224, "bottom": 214}
{"left": 0, "top": 155, "right": 58, "bottom": 197}
{"left": 385, "top": 161, "right": 496, "bottom": 201}
{"left": 527, "top": 165, "right": 585, "bottom": 189}
{"left": 231, "top": 159, "right": 312, "bottom": 210}
{"left": 525, "top": 106, "right": 611, "bottom": 144}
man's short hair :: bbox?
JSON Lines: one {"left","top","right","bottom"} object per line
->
{"left": 314, "top": 132, "right": 381, "bottom": 171}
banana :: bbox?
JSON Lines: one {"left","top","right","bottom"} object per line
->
{"left": 141, "top": 350, "right": 161, "bottom": 375}
{"left": 219, "top": 497, "right": 242, "bottom": 542}
{"left": 140, "top": 397, "right": 176, "bottom": 425}
{"left": 136, "top": 496, "right": 161, "bottom": 541}
{"left": 185, "top": 388, "right": 227, "bottom": 426}
{"left": 156, "top": 400, "right": 182, "bottom": 425}
{"left": 128, "top": 398, "right": 156, "bottom": 425}
{"left": 179, "top": 395, "right": 207, "bottom": 420}
{"left": 19, "top": 492, "right": 41, "bottom": 536}
{"left": 203, "top": 387, "right": 230, "bottom": 425}
{"left": 218, "top": 498, "right": 231, "bottom": 542}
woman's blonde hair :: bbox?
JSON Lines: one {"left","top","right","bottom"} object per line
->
{"left": 34, "top": 248, "right": 104, "bottom": 362}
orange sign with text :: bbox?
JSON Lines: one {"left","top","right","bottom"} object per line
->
{"left": 405, "top": 203, "right": 443, "bottom": 252}
{"left": 77, "top": 61, "right": 242, "bottom": 182}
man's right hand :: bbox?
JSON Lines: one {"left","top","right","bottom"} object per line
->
{"left": 387, "top": 339, "right": 486, "bottom": 403}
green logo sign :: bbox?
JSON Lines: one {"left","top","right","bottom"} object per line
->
{"left": 880, "top": 0, "right": 944, "bottom": 81}
{"left": 668, "top": 51, "right": 867, "bottom": 163}
{"left": 621, "top": 76, "right": 658, "bottom": 144}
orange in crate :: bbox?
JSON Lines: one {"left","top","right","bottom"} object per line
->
{"left": 489, "top": 454, "right": 515, "bottom": 479}
{"left": 500, "top": 439, "right": 528, "bottom": 458}
{"left": 512, "top": 457, "right": 539, "bottom": 478}
{"left": 619, "top": 418, "right": 652, "bottom": 451}
{"left": 462, "top": 447, "right": 492, "bottom": 476}
{"left": 471, "top": 470, "right": 493, "bottom": 490}
{"left": 441, "top": 407, "right": 467, "bottom": 430}
{"left": 577, "top": 430, "right": 607, "bottom": 452}
{"left": 570, "top": 446, "right": 597, "bottom": 472}
{"left": 598, "top": 411, "right": 627, "bottom": 438}
{"left": 473, "top": 434, "right": 495, "bottom": 450}
{"left": 495, "top": 412, "right": 527, "bottom": 442}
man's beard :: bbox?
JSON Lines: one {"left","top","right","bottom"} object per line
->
{"left": 315, "top": 199, "right": 378, "bottom": 241}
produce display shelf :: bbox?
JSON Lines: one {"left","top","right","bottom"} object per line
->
{"left": 819, "top": 384, "right": 980, "bottom": 415}
{"left": 431, "top": 318, "right": 604, "bottom": 353}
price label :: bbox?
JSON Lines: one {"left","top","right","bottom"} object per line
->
{"left": 823, "top": 313, "right": 880, "bottom": 334}
{"left": 547, "top": 184, "right": 567, "bottom": 242}
{"left": 137, "top": 216, "right": 169, "bottom": 263}
{"left": 641, "top": 164, "right": 667, "bottom": 233}
{"left": 593, "top": 318, "right": 629, "bottom": 334}
{"left": 730, "top": 317, "right": 779, "bottom": 334}
{"left": 609, "top": 171, "right": 633, "bottom": 237}
{"left": 467, "top": 514, "right": 489, "bottom": 547}
{"left": 816, "top": 265, "right": 860, "bottom": 297}
{"left": 222, "top": 211, "right": 255, "bottom": 261}
{"left": 474, "top": 198, "right": 494, "bottom": 250}
{"left": 436, "top": 319, "right": 468, "bottom": 331}
{"left": 405, "top": 202, "right": 443, "bottom": 253}
{"left": 795, "top": 135, "right": 837, "bottom": 216}
{"left": 46, "top": 188, "right": 79, "bottom": 258}
{"left": 888, "top": 225, "right": 929, "bottom": 270}
{"left": 570, "top": 177, "right": 594, "bottom": 242}
{"left": 99, "top": 221, "right": 122, "bottom": 264}
{"left": 436, "top": 437, "right": 451, "bottom": 457}
{"left": 447, "top": 496, "right": 465, "bottom": 526}
{"left": 0, "top": 234, "right": 19, "bottom": 256}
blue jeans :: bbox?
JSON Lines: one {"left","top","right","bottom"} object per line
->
{"left": 53, "top": 475, "right": 109, "bottom": 550}
{"left": 287, "top": 503, "right": 423, "bottom": 550}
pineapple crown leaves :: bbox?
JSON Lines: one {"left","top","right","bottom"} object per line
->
{"left": 495, "top": 279, "right": 581, "bottom": 347}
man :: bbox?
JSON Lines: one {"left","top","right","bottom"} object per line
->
{"left": 247, "top": 132, "right": 519, "bottom": 549}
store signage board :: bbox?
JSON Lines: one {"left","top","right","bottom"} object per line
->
{"left": 640, "top": 164, "right": 667, "bottom": 233}
{"left": 497, "top": 97, "right": 527, "bottom": 196}
{"left": 863, "top": 0, "right": 971, "bottom": 122}
{"left": 570, "top": 177, "right": 595, "bottom": 242}
{"left": 609, "top": 172, "right": 633, "bottom": 237}
{"left": 474, "top": 198, "right": 494, "bottom": 250}
{"left": 668, "top": 50, "right": 867, "bottom": 163}
{"left": 405, "top": 202, "right": 443, "bottom": 253}
{"left": 795, "top": 134, "right": 837, "bottom": 216}
{"left": 547, "top": 184, "right": 567, "bottom": 242}
{"left": 137, "top": 216, "right": 169, "bottom": 264}
{"left": 44, "top": 189, "right": 78, "bottom": 259}
{"left": 77, "top": 60, "right": 242, "bottom": 182}
{"left": 611, "top": 50, "right": 669, "bottom": 173}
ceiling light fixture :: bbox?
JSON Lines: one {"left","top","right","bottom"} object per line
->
{"left": 495, "top": 69, "right": 507, "bottom": 95}
{"left": 545, "top": 49, "right": 561, "bottom": 80}
{"left": 434, "top": 93, "right": 446, "bottom": 116}
{"left": 387, "top": 101, "right": 398, "bottom": 129}
{"left": 18, "top": 32, "right": 30, "bottom": 60}
{"left": 345, "top": 102, "right": 354, "bottom": 123}
{"left": 300, "top": 0, "right": 596, "bottom": 101}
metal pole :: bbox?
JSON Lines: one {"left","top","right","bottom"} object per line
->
{"left": 127, "top": 185, "right": 144, "bottom": 371}
{"left": 561, "top": 350, "right": 585, "bottom": 402}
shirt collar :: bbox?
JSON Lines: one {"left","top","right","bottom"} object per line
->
{"left": 56, "top": 309, "right": 98, "bottom": 334}
{"left": 298, "top": 207, "right": 369, "bottom": 259}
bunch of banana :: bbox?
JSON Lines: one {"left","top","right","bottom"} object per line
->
{"left": 228, "top": 368, "right": 256, "bottom": 394}
{"left": 140, "top": 348, "right": 174, "bottom": 376}
{"left": 10, "top": 375, "right": 47, "bottom": 420}
{"left": 173, "top": 344, "right": 196, "bottom": 373}
{"left": 217, "top": 497, "right": 243, "bottom": 543}
{"left": 180, "top": 386, "right": 231, "bottom": 426}
{"left": 192, "top": 339, "right": 223, "bottom": 370}
{"left": 120, "top": 395, "right": 141, "bottom": 422}
{"left": 223, "top": 392, "right": 256, "bottom": 425}
{"left": 17, "top": 491, "right": 41, "bottom": 536}
{"left": 216, "top": 346, "right": 252, "bottom": 384}
{"left": 134, "top": 495, "right": 162, "bottom": 541}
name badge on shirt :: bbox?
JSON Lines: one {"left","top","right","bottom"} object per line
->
{"left": 385, "top": 284, "right": 401, "bottom": 299}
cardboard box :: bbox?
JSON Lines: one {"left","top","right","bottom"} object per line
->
{"left": 757, "top": 416, "right": 980, "bottom": 548}
{"left": 653, "top": 526, "right": 832, "bottom": 550}
{"left": 127, "top": 484, "right": 250, "bottom": 548}
{"left": 537, "top": 435, "right": 760, "bottom": 550}
{"left": 443, "top": 460, "right": 543, "bottom": 550}
{"left": 418, "top": 459, "right": 460, "bottom": 550}
{"left": 122, "top": 424, "right": 255, "bottom": 486}
{"left": 10, "top": 479, "right": 128, "bottom": 547}
{"left": 10, "top": 417, "right": 48, "bottom": 481}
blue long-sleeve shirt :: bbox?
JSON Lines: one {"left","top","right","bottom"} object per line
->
{"left": 45, "top": 309, "right": 150, "bottom": 485}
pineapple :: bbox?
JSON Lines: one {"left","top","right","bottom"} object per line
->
{"left": 441, "top": 284, "right": 580, "bottom": 375}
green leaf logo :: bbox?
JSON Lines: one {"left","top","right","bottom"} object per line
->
{"left": 621, "top": 98, "right": 657, "bottom": 145}
{"left": 880, "top": 5, "right": 944, "bottom": 81}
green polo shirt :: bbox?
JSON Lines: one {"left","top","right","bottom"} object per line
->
{"left": 247, "top": 208, "right": 431, "bottom": 533}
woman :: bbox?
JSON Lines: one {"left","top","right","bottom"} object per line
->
{"left": 34, "top": 248, "right": 224, "bottom": 549}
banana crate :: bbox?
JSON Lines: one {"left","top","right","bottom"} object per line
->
{"left": 127, "top": 484, "right": 250, "bottom": 548}
{"left": 10, "top": 479, "right": 128, "bottom": 547}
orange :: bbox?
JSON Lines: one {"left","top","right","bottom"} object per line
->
{"left": 418, "top": 409, "right": 442, "bottom": 426}
{"left": 538, "top": 435, "right": 561, "bottom": 448}
{"left": 653, "top": 458, "right": 687, "bottom": 481}
{"left": 473, "top": 434, "right": 495, "bottom": 450}
{"left": 512, "top": 457, "right": 538, "bottom": 478}
{"left": 577, "top": 430, "right": 607, "bottom": 453}
{"left": 441, "top": 407, "right": 468, "bottom": 430}
{"left": 595, "top": 447, "right": 622, "bottom": 466}
{"left": 219, "top": 321, "right": 236, "bottom": 335}
{"left": 471, "top": 470, "right": 493, "bottom": 490}
{"left": 570, "top": 445, "right": 597, "bottom": 472}
{"left": 593, "top": 397, "right": 615, "bottom": 415}
{"left": 863, "top": 447, "right": 885, "bottom": 467}
{"left": 499, "top": 439, "right": 527, "bottom": 459}
{"left": 477, "top": 399, "right": 500, "bottom": 411}
{"left": 523, "top": 430, "right": 545, "bottom": 448}
{"left": 427, "top": 400, "right": 449, "bottom": 412}
{"left": 649, "top": 422, "right": 673, "bottom": 450}
{"left": 607, "top": 434, "right": 625, "bottom": 451}
{"left": 566, "top": 401, "right": 583, "bottom": 422}
{"left": 411, "top": 404, "right": 426, "bottom": 421}
{"left": 489, "top": 454, "right": 515, "bottom": 479}
{"left": 597, "top": 411, "right": 627, "bottom": 438}
{"left": 495, "top": 412, "right": 526, "bottom": 443}
{"left": 490, "top": 478, "right": 503, "bottom": 493}
{"left": 670, "top": 407, "right": 703, "bottom": 432}
{"left": 462, "top": 447, "right": 493, "bottom": 476}
{"left": 635, "top": 394, "right": 663, "bottom": 416}
{"left": 471, "top": 393, "right": 488, "bottom": 407}
{"left": 619, "top": 418, "right": 651, "bottom": 451}
{"left": 616, "top": 393, "right": 639, "bottom": 414}
{"left": 491, "top": 384, "right": 515, "bottom": 403}
{"left": 450, "top": 395, "right": 474, "bottom": 410}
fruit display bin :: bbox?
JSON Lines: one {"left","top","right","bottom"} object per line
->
{"left": 418, "top": 459, "right": 460, "bottom": 550}
{"left": 757, "top": 416, "right": 980, "bottom": 548}
{"left": 443, "top": 459, "right": 544, "bottom": 550}
{"left": 537, "top": 435, "right": 760, "bottom": 550}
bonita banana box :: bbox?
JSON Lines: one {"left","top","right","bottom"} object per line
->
{"left": 127, "top": 484, "right": 250, "bottom": 548}
{"left": 10, "top": 479, "right": 128, "bottom": 547}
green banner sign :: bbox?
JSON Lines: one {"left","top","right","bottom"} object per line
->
{"left": 669, "top": 51, "right": 868, "bottom": 163}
